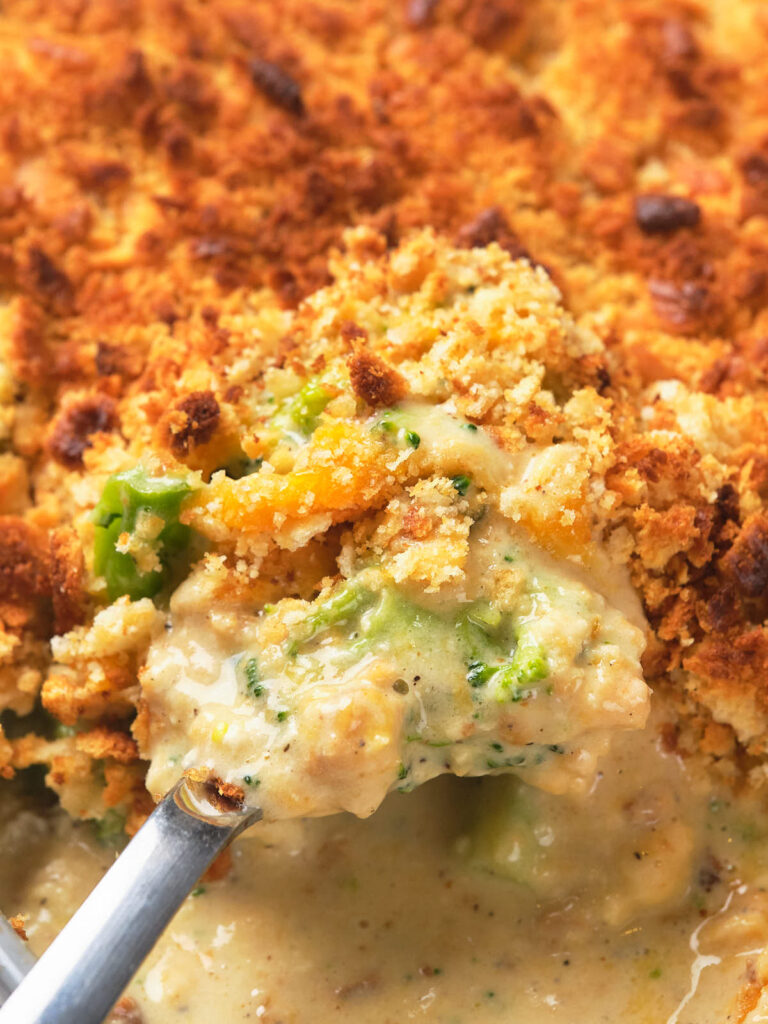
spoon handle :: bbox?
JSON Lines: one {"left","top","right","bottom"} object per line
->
{"left": 0, "top": 779, "right": 259, "bottom": 1024}
{"left": 0, "top": 915, "right": 35, "bottom": 1006}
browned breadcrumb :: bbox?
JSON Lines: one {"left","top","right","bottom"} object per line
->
{"left": 164, "top": 390, "right": 221, "bottom": 456}
{"left": 185, "top": 769, "right": 245, "bottom": 813}
{"left": 347, "top": 348, "right": 407, "bottom": 408}
{"left": 47, "top": 393, "right": 120, "bottom": 468}
{"left": 49, "top": 527, "right": 87, "bottom": 635}
{"left": 0, "top": 2, "right": 765, "bottom": 942}
{"left": 108, "top": 996, "right": 145, "bottom": 1024}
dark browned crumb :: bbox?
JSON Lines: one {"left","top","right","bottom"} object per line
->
{"left": 248, "top": 59, "right": 305, "bottom": 117}
{"left": 456, "top": 206, "right": 532, "bottom": 262}
{"left": 348, "top": 349, "right": 407, "bottom": 408}
{"left": 47, "top": 394, "right": 120, "bottom": 468}
{"left": 634, "top": 194, "right": 701, "bottom": 234}
{"left": 165, "top": 391, "right": 221, "bottom": 455}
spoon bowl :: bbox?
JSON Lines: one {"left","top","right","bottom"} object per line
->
{"left": 0, "top": 779, "right": 260, "bottom": 1024}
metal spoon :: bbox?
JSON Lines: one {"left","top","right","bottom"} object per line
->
{"left": 0, "top": 915, "right": 35, "bottom": 1006}
{"left": 0, "top": 778, "right": 260, "bottom": 1024}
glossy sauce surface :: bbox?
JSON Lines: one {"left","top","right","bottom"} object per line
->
{"left": 2, "top": 710, "right": 767, "bottom": 1024}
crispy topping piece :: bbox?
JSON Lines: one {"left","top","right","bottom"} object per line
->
{"left": 49, "top": 528, "right": 86, "bottom": 635}
{"left": 48, "top": 395, "right": 120, "bottom": 468}
{"left": 0, "top": 518, "right": 50, "bottom": 604}
{"left": 21, "top": 247, "right": 75, "bottom": 316}
{"left": 348, "top": 349, "right": 406, "bottom": 408}
{"left": 634, "top": 194, "right": 701, "bottom": 234}
{"left": 248, "top": 58, "right": 305, "bottom": 116}
{"left": 721, "top": 514, "right": 768, "bottom": 600}
{"left": 456, "top": 207, "right": 532, "bottom": 261}
{"left": 167, "top": 391, "right": 220, "bottom": 455}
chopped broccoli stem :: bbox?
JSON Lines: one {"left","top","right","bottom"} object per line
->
{"left": 362, "top": 587, "right": 412, "bottom": 638}
{"left": 512, "top": 636, "right": 549, "bottom": 685}
{"left": 224, "top": 455, "right": 263, "bottom": 479}
{"left": 311, "top": 581, "right": 369, "bottom": 628}
{"left": 466, "top": 601, "right": 503, "bottom": 633}
{"left": 467, "top": 660, "right": 497, "bottom": 688}
{"left": 53, "top": 722, "right": 77, "bottom": 739}
{"left": 290, "top": 581, "right": 373, "bottom": 651}
{"left": 92, "top": 468, "right": 193, "bottom": 601}
{"left": 455, "top": 600, "right": 510, "bottom": 672}
{"left": 243, "top": 657, "right": 263, "bottom": 697}
{"left": 495, "top": 635, "right": 549, "bottom": 700}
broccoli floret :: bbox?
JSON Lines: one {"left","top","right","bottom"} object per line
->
{"left": 287, "top": 379, "right": 331, "bottom": 434}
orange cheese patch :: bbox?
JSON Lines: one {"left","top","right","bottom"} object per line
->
{"left": 183, "top": 421, "right": 394, "bottom": 536}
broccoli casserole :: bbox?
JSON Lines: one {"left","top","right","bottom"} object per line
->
{"left": 3, "top": 0, "right": 768, "bottom": 1021}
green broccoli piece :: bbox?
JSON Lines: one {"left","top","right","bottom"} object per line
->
{"left": 287, "top": 379, "right": 331, "bottom": 434}
{"left": 92, "top": 468, "right": 193, "bottom": 601}
{"left": 242, "top": 657, "right": 264, "bottom": 698}
{"left": 287, "top": 581, "right": 373, "bottom": 653}
{"left": 467, "top": 660, "right": 497, "bottom": 688}
{"left": 495, "top": 634, "right": 548, "bottom": 700}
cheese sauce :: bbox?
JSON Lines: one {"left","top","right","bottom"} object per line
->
{"left": 2, "top": 709, "right": 768, "bottom": 1024}
{"left": 141, "top": 512, "right": 647, "bottom": 820}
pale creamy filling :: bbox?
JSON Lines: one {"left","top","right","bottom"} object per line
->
{"left": 141, "top": 511, "right": 647, "bottom": 819}
{"left": 3, "top": 707, "right": 768, "bottom": 1024}
{"left": 140, "top": 403, "right": 649, "bottom": 818}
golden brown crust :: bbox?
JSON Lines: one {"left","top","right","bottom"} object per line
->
{"left": 0, "top": 0, "right": 767, "bottom": 836}
{"left": 75, "top": 726, "right": 139, "bottom": 765}
{"left": 49, "top": 527, "right": 87, "bottom": 636}
{"left": 0, "top": 518, "right": 50, "bottom": 607}
{"left": 163, "top": 390, "right": 221, "bottom": 456}
{"left": 47, "top": 393, "right": 120, "bottom": 468}
{"left": 347, "top": 348, "right": 407, "bottom": 408}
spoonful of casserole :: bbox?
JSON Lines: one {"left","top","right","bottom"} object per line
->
{"left": 141, "top": 487, "right": 648, "bottom": 822}
{"left": 1, "top": 233, "right": 650, "bottom": 1024}
{"left": 1, "top": 407, "right": 648, "bottom": 1024}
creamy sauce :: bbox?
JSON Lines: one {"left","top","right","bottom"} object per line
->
{"left": 141, "top": 513, "right": 647, "bottom": 819}
{"left": 14, "top": 402, "right": 761, "bottom": 1020}
{"left": 2, "top": 710, "right": 767, "bottom": 1023}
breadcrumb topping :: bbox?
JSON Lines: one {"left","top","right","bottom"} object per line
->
{"left": 0, "top": 0, "right": 767, "bottom": 846}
